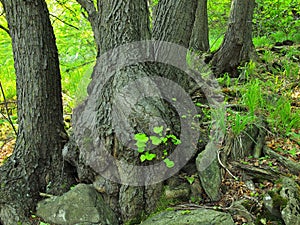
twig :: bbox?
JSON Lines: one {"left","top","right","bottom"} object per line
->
{"left": 39, "top": 192, "right": 56, "bottom": 198}
{"left": 0, "top": 101, "right": 17, "bottom": 106}
{"left": 0, "top": 24, "right": 10, "bottom": 35}
{"left": 0, "top": 81, "right": 17, "bottom": 136}
{"left": 49, "top": 13, "right": 79, "bottom": 30}
{"left": 217, "top": 148, "right": 238, "bottom": 180}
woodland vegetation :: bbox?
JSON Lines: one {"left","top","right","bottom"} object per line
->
{"left": 0, "top": 0, "right": 299, "bottom": 224}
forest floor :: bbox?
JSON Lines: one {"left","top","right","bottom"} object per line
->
{"left": 0, "top": 42, "right": 299, "bottom": 225}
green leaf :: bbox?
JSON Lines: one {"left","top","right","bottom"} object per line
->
{"left": 185, "top": 176, "right": 195, "bottom": 184}
{"left": 164, "top": 158, "right": 175, "bottom": 168}
{"left": 134, "top": 133, "right": 149, "bottom": 143}
{"left": 150, "top": 136, "right": 162, "bottom": 145}
{"left": 153, "top": 126, "right": 164, "bottom": 134}
{"left": 137, "top": 148, "right": 145, "bottom": 153}
{"left": 167, "top": 135, "right": 181, "bottom": 145}
{"left": 162, "top": 137, "right": 168, "bottom": 144}
{"left": 145, "top": 151, "right": 156, "bottom": 161}
{"left": 135, "top": 141, "right": 146, "bottom": 148}
{"left": 140, "top": 152, "right": 156, "bottom": 162}
{"left": 140, "top": 154, "right": 146, "bottom": 162}
{"left": 181, "top": 210, "right": 191, "bottom": 215}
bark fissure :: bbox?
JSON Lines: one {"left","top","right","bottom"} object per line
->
{"left": 0, "top": 0, "right": 75, "bottom": 223}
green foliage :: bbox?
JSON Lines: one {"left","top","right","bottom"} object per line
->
{"left": 134, "top": 126, "right": 181, "bottom": 168}
{"left": 267, "top": 97, "right": 300, "bottom": 135}
{"left": 228, "top": 111, "right": 255, "bottom": 136}
{"left": 185, "top": 175, "right": 195, "bottom": 185}
{"left": 253, "top": 0, "right": 300, "bottom": 42}
{"left": 242, "top": 79, "right": 263, "bottom": 115}
{"left": 208, "top": 0, "right": 231, "bottom": 48}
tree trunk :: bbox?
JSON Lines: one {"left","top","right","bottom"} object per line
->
{"left": 211, "top": 0, "right": 256, "bottom": 76}
{"left": 74, "top": 0, "right": 198, "bottom": 223}
{"left": 190, "top": 0, "right": 210, "bottom": 52}
{"left": 0, "top": 0, "right": 75, "bottom": 224}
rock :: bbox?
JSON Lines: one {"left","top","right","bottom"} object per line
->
{"left": 164, "top": 184, "right": 190, "bottom": 201}
{"left": 141, "top": 208, "right": 235, "bottom": 225}
{"left": 280, "top": 177, "right": 300, "bottom": 225}
{"left": 263, "top": 193, "right": 281, "bottom": 218}
{"left": 196, "top": 142, "right": 221, "bottom": 201}
{"left": 36, "top": 184, "right": 118, "bottom": 225}
{"left": 229, "top": 200, "right": 255, "bottom": 225}
{"left": 189, "top": 178, "right": 203, "bottom": 202}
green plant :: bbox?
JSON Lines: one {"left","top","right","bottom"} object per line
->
{"left": 242, "top": 79, "right": 263, "bottom": 115}
{"left": 217, "top": 73, "right": 231, "bottom": 87}
{"left": 253, "top": 0, "right": 300, "bottom": 41}
{"left": 229, "top": 111, "right": 255, "bottom": 136}
{"left": 241, "top": 60, "right": 256, "bottom": 81}
{"left": 134, "top": 126, "right": 181, "bottom": 168}
{"left": 185, "top": 175, "right": 195, "bottom": 185}
{"left": 267, "top": 97, "right": 300, "bottom": 135}
{"left": 181, "top": 210, "right": 191, "bottom": 215}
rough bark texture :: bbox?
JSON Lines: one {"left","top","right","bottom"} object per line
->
{"left": 74, "top": 0, "right": 198, "bottom": 223}
{"left": 0, "top": 0, "right": 75, "bottom": 224}
{"left": 190, "top": 0, "right": 210, "bottom": 52}
{"left": 152, "top": 0, "right": 199, "bottom": 93}
{"left": 211, "top": 0, "right": 256, "bottom": 76}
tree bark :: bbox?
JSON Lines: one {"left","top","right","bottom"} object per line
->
{"left": 0, "top": 0, "right": 75, "bottom": 224}
{"left": 73, "top": 0, "right": 198, "bottom": 223}
{"left": 190, "top": 0, "right": 210, "bottom": 52}
{"left": 211, "top": 0, "right": 256, "bottom": 77}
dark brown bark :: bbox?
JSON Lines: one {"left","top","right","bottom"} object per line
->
{"left": 190, "top": 0, "right": 210, "bottom": 52}
{"left": 211, "top": 0, "right": 256, "bottom": 76}
{"left": 0, "top": 0, "right": 75, "bottom": 223}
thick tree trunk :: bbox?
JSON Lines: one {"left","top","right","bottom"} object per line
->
{"left": 74, "top": 0, "right": 198, "bottom": 223}
{"left": 152, "top": 0, "right": 198, "bottom": 93}
{"left": 190, "top": 0, "right": 210, "bottom": 52}
{"left": 211, "top": 0, "right": 256, "bottom": 76}
{"left": 0, "top": 0, "right": 75, "bottom": 224}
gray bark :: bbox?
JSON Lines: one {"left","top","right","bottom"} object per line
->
{"left": 0, "top": 0, "right": 75, "bottom": 224}
{"left": 74, "top": 0, "right": 198, "bottom": 223}
{"left": 211, "top": 0, "right": 256, "bottom": 76}
{"left": 190, "top": 0, "right": 210, "bottom": 52}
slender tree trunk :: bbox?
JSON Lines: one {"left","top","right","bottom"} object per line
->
{"left": 0, "top": 0, "right": 75, "bottom": 223}
{"left": 211, "top": 0, "right": 256, "bottom": 76}
{"left": 190, "top": 0, "right": 210, "bottom": 52}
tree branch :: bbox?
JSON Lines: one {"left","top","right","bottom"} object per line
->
{"left": 0, "top": 24, "right": 9, "bottom": 35}
{"left": 76, "top": 0, "right": 97, "bottom": 19}
{"left": 49, "top": 13, "right": 79, "bottom": 30}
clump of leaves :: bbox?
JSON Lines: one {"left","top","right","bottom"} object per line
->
{"left": 134, "top": 126, "right": 181, "bottom": 168}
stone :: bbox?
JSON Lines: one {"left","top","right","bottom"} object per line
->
{"left": 263, "top": 193, "right": 281, "bottom": 218}
{"left": 141, "top": 208, "right": 235, "bottom": 225}
{"left": 36, "top": 183, "right": 118, "bottom": 225}
{"left": 164, "top": 184, "right": 190, "bottom": 201}
{"left": 196, "top": 142, "right": 221, "bottom": 201}
{"left": 280, "top": 177, "right": 300, "bottom": 225}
